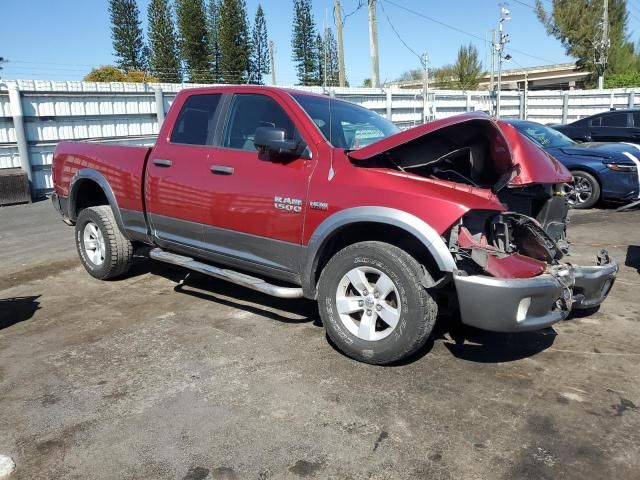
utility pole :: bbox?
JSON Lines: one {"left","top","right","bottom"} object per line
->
{"left": 490, "top": 29, "right": 496, "bottom": 92}
{"left": 334, "top": 0, "right": 346, "bottom": 87}
{"left": 368, "top": 0, "right": 380, "bottom": 88}
{"left": 269, "top": 40, "right": 276, "bottom": 86}
{"left": 496, "top": 4, "right": 511, "bottom": 118}
{"left": 597, "top": 0, "right": 609, "bottom": 89}
{"left": 422, "top": 53, "right": 429, "bottom": 123}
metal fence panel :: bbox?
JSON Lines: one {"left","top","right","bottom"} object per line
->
{"left": 2, "top": 80, "right": 640, "bottom": 197}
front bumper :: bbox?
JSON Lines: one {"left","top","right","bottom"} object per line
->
{"left": 454, "top": 254, "right": 618, "bottom": 332}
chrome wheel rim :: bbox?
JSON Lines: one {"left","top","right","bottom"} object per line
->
{"left": 335, "top": 266, "right": 401, "bottom": 341}
{"left": 83, "top": 221, "right": 106, "bottom": 266}
{"left": 561, "top": 176, "right": 593, "bottom": 206}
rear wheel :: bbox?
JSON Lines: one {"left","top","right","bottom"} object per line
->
{"left": 562, "top": 170, "right": 600, "bottom": 209}
{"left": 318, "top": 241, "right": 437, "bottom": 365}
{"left": 75, "top": 206, "right": 133, "bottom": 279}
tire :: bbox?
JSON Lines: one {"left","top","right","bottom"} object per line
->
{"left": 317, "top": 241, "right": 438, "bottom": 365}
{"left": 75, "top": 206, "right": 133, "bottom": 280}
{"left": 566, "top": 170, "right": 600, "bottom": 209}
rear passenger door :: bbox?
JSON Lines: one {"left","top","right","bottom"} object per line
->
{"left": 589, "top": 112, "right": 632, "bottom": 142}
{"left": 145, "top": 93, "right": 223, "bottom": 248}
{"left": 200, "top": 92, "right": 315, "bottom": 274}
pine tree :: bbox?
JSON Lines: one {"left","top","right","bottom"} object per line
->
{"left": 109, "top": 0, "right": 146, "bottom": 71}
{"left": 207, "top": 0, "right": 222, "bottom": 82}
{"left": 249, "top": 4, "right": 270, "bottom": 85}
{"left": 148, "top": 0, "right": 182, "bottom": 82}
{"left": 325, "top": 28, "right": 340, "bottom": 86}
{"left": 292, "top": 0, "right": 317, "bottom": 86}
{"left": 452, "top": 43, "right": 482, "bottom": 90}
{"left": 176, "top": 0, "right": 213, "bottom": 83}
{"left": 314, "top": 33, "right": 324, "bottom": 86}
{"left": 218, "top": 0, "right": 251, "bottom": 84}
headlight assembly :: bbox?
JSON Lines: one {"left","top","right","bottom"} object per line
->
{"left": 605, "top": 163, "right": 637, "bottom": 172}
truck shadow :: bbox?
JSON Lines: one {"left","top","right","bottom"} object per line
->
{"left": 387, "top": 313, "right": 557, "bottom": 366}
{"left": 438, "top": 320, "right": 557, "bottom": 364}
{"left": 124, "top": 254, "right": 321, "bottom": 325}
{"left": 127, "top": 255, "right": 556, "bottom": 365}
{"left": 0, "top": 295, "right": 41, "bottom": 330}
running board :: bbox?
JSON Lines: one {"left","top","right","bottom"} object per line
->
{"left": 149, "top": 248, "right": 304, "bottom": 299}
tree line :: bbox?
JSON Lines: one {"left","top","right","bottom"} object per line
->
{"left": 87, "top": 0, "right": 342, "bottom": 86}
{"left": 395, "top": 44, "right": 483, "bottom": 90}
{"left": 86, "top": 0, "right": 267, "bottom": 84}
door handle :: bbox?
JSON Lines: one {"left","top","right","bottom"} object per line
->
{"left": 210, "top": 165, "right": 234, "bottom": 175}
{"left": 153, "top": 158, "right": 173, "bottom": 167}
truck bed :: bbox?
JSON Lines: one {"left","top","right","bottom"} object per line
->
{"left": 52, "top": 141, "right": 152, "bottom": 213}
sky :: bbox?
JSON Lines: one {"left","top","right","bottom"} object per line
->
{"left": 2, "top": 0, "right": 640, "bottom": 85}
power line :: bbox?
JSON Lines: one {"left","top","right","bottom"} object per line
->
{"left": 382, "top": 0, "right": 563, "bottom": 65}
{"left": 627, "top": 3, "right": 640, "bottom": 22}
{"left": 340, "top": 0, "right": 366, "bottom": 25}
{"left": 378, "top": 1, "right": 424, "bottom": 65}
{"left": 629, "top": 1, "right": 640, "bottom": 15}
{"left": 509, "top": 0, "right": 536, "bottom": 10}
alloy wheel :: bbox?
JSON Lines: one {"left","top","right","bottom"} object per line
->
{"left": 335, "top": 266, "right": 401, "bottom": 341}
{"left": 561, "top": 176, "right": 593, "bottom": 206}
{"left": 83, "top": 221, "right": 106, "bottom": 266}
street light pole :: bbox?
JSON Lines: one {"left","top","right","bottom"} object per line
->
{"left": 368, "top": 0, "right": 380, "bottom": 88}
{"left": 496, "top": 3, "right": 511, "bottom": 119}
{"left": 422, "top": 53, "right": 429, "bottom": 123}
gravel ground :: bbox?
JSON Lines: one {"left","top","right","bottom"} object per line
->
{"left": 0, "top": 200, "right": 639, "bottom": 480}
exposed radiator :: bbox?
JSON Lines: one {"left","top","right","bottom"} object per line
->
{"left": 0, "top": 168, "right": 31, "bottom": 206}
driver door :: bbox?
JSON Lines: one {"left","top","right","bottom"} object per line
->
{"left": 201, "top": 92, "right": 315, "bottom": 274}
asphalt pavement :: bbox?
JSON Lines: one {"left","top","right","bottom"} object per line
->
{"left": 0, "top": 200, "right": 639, "bottom": 479}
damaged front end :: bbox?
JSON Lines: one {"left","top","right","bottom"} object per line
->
{"left": 450, "top": 211, "right": 618, "bottom": 332}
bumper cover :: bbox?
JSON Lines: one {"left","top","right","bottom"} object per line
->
{"left": 454, "top": 254, "right": 618, "bottom": 332}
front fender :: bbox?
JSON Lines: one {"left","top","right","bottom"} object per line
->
{"left": 301, "top": 206, "right": 457, "bottom": 297}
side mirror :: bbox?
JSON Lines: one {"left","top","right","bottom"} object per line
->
{"left": 254, "top": 126, "right": 306, "bottom": 160}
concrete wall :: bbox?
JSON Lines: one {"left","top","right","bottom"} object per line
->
{"left": 1, "top": 79, "right": 638, "bottom": 197}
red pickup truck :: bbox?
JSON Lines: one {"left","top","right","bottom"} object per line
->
{"left": 51, "top": 85, "right": 617, "bottom": 364}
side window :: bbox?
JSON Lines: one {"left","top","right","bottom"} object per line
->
{"left": 601, "top": 113, "right": 628, "bottom": 127}
{"left": 223, "top": 94, "right": 297, "bottom": 151}
{"left": 589, "top": 117, "right": 601, "bottom": 127}
{"left": 633, "top": 113, "right": 640, "bottom": 127}
{"left": 170, "top": 94, "right": 222, "bottom": 145}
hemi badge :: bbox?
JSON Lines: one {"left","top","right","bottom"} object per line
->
{"left": 310, "top": 201, "right": 329, "bottom": 211}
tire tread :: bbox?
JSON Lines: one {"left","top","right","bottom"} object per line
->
{"left": 76, "top": 206, "right": 133, "bottom": 279}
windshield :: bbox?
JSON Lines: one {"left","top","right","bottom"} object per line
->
{"left": 511, "top": 121, "right": 575, "bottom": 148}
{"left": 291, "top": 93, "right": 400, "bottom": 149}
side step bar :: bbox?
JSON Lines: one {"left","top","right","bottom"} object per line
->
{"left": 149, "top": 248, "right": 304, "bottom": 299}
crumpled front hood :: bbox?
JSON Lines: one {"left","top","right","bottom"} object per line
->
{"left": 348, "top": 113, "right": 573, "bottom": 186}
{"left": 496, "top": 122, "right": 573, "bottom": 184}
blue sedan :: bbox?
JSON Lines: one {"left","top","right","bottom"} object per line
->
{"left": 504, "top": 120, "right": 640, "bottom": 209}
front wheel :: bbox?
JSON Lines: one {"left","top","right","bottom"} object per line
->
{"left": 561, "top": 170, "right": 600, "bottom": 209}
{"left": 317, "top": 241, "right": 438, "bottom": 365}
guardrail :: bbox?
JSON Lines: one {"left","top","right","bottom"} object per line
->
{"left": 1, "top": 79, "right": 638, "bottom": 197}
